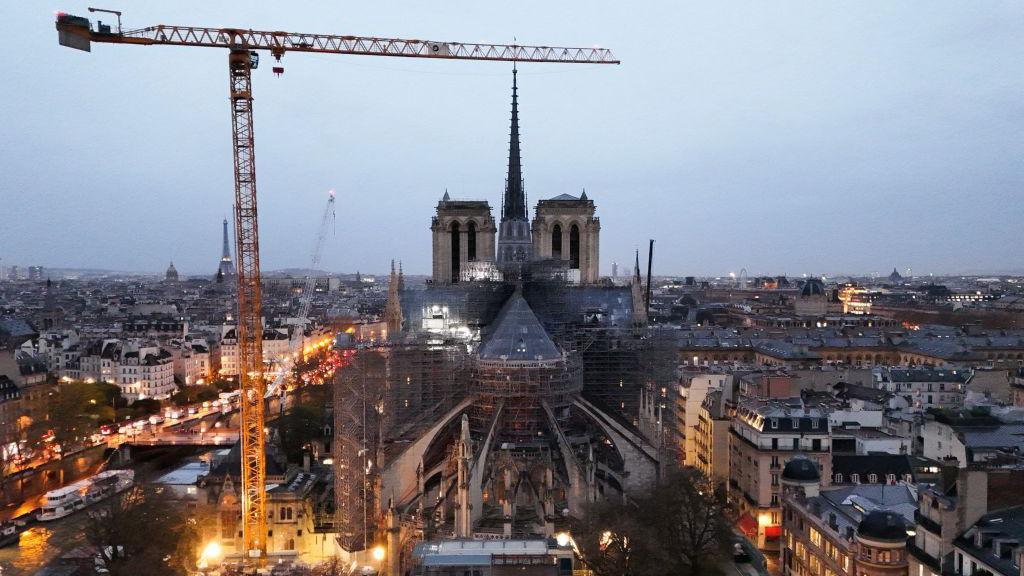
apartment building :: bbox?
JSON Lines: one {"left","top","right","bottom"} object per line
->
{"left": 730, "top": 398, "right": 831, "bottom": 549}
{"left": 781, "top": 455, "right": 915, "bottom": 576}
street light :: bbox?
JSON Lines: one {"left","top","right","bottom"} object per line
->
{"left": 197, "top": 540, "right": 222, "bottom": 571}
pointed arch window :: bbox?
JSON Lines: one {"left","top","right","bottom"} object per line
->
{"left": 467, "top": 221, "right": 477, "bottom": 262}
{"left": 552, "top": 224, "right": 562, "bottom": 259}
{"left": 569, "top": 224, "right": 581, "bottom": 269}
{"left": 450, "top": 221, "right": 461, "bottom": 282}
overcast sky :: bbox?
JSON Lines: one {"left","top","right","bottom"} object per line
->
{"left": 2, "top": 1, "right": 1022, "bottom": 277}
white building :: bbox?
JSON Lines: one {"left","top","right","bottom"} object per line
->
{"left": 875, "top": 366, "right": 970, "bottom": 410}
{"left": 218, "top": 325, "right": 292, "bottom": 377}
{"left": 117, "top": 345, "right": 174, "bottom": 400}
{"left": 677, "top": 372, "right": 730, "bottom": 467}
{"left": 170, "top": 338, "right": 212, "bottom": 386}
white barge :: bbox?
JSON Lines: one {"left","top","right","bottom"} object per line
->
{"left": 37, "top": 469, "right": 134, "bottom": 521}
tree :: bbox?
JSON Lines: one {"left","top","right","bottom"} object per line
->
{"left": 571, "top": 499, "right": 652, "bottom": 576}
{"left": 571, "top": 468, "right": 734, "bottom": 576}
{"left": 170, "top": 384, "right": 220, "bottom": 407}
{"left": 276, "top": 404, "right": 324, "bottom": 463}
{"left": 34, "top": 382, "right": 97, "bottom": 451}
{"left": 129, "top": 398, "right": 161, "bottom": 417}
{"left": 640, "top": 468, "right": 735, "bottom": 576}
{"left": 86, "top": 483, "right": 201, "bottom": 576}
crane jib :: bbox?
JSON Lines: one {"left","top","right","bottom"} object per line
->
{"left": 56, "top": 15, "right": 619, "bottom": 63}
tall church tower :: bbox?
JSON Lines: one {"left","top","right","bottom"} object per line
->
{"left": 496, "top": 67, "right": 533, "bottom": 271}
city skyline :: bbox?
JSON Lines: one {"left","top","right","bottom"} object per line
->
{"left": 3, "top": 2, "right": 1022, "bottom": 276}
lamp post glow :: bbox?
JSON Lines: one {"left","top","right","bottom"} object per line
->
{"left": 197, "top": 541, "right": 222, "bottom": 571}
{"left": 372, "top": 545, "right": 386, "bottom": 562}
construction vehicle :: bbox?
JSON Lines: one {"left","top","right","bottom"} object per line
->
{"left": 54, "top": 11, "right": 617, "bottom": 562}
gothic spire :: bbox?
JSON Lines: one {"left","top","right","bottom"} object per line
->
{"left": 502, "top": 66, "right": 527, "bottom": 221}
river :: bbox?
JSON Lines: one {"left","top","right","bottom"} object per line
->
{"left": 0, "top": 449, "right": 217, "bottom": 575}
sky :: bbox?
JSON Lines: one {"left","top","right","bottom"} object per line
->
{"left": 2, "top": 1, "right": 1022, "bottom": 277}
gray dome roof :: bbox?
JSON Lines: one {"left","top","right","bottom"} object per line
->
{"left": 782, "top": 457, "right": 820, "bottom": 482}
{"left": 857, "top": 511, "right": 908, "bottom": 542}
{"left": 479, "top": 294, "right": 561, "bottom": 361}
{"left": 801, "top": 279, "right": 825, "bottom": 297}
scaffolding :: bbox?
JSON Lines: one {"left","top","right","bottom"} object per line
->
{"left": 471, "top": 355, "right": 582, "bottom": 440}
{"left": 333, "top": 278, "right": 679, "bottom": 550}
{"left": 334, "top": 337, "right": 471, "bottom": 551}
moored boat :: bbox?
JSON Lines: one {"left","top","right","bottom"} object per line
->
{"left": 36, "top": 470, "right": 134, "bottom": 522}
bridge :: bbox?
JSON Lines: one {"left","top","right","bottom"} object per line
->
{"left": 120, "top": 431, "right": 239, "bottom": 447}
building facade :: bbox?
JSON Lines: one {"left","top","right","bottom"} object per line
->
{"left": 730, "top": 399, "right": 832, "bottom": 549}
{"left": 781, "top": 456, "right": 914, "bottom": 576}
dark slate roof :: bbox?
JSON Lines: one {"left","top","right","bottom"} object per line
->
{"left": 479, "top": 294, "right": 561, "bottom": 361}
{"left": 835, "top": 383, "right": 891, "bottom": 404}
{"left": 547, "top": 193, "right": 579, "bottom": 201}
{"left": 0, "top": 317, "right": 37, "bottom": 349}
{"left": 955, "top": 506, "right": 1024, "bottom": 576}
{"left": 832, "top": 454, "right": 914, "bottom": 482}
{"left": 883, "top": 368, "right": 970, "bottom": 383}
{"left": 207, "top": 442, "right": 285, "bottom": 479}
{"left": 858, "top": 510, "right": 909, "bottom": 542}
{"left": 782, "top": 456, "right": 820, "bottom": 482}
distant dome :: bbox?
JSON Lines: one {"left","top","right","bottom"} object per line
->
{"left": 165, "top": 262, "right": 179, "bottom": 281}
{"left": 782, "top": 456, "right": 820, "bottom": 483}
{"left": 857, "top": 511, "right": 908, "bottom": 543}
{"left": 801, "top": 278, "right": 825, "bottom": 298}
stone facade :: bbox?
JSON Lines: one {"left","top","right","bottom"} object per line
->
{"left": 531, "top": 193, "right": 600, "bottom": 284}
{"left": 430, "top": 197, "right": 496, "bottom": 285}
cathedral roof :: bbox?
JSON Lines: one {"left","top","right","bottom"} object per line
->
{"left": 549, "top": 193, "right": 579, "bottom": 201}
{"left": 479, "top": 294, "right": 561, "bottom": 361}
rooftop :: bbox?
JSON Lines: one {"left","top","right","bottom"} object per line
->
{"left": 478, "top": 294, "right": 562, "bottom": 362}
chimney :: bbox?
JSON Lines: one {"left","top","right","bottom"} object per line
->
{"left": 959, "top": 470, "right": 990, "bottom": 530}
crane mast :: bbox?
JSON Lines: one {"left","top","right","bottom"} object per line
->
{"left": 55, "top": 12, "right": 618, "bottom": 563}
{"left": 298, "top": 192, "right": 336, "bottom": 325}
{"left": 266, "top": 191, "right": 336, "bottom": 400}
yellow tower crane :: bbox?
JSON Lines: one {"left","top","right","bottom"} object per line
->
{"left": 55, "top": 10, "right": 618, "bottom": 562}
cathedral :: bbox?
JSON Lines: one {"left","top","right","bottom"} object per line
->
{"left": 335, "top": 69, "right": 672, "bottom": 572}
{"left": 430, "top": 68, "right": 600, "bottom": 286}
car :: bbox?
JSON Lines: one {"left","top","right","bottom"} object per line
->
{"left": 202, "top": 401, "right": 211, "bottom": 409}
{"left": 733, "top": 542, "right": 752, "bottom": 563}
{"left": 99, "top": 425, "right": 113, "bottom": 435}
{"left": 132, "top": 420, "right": 146, "bottom": 430}
{"left": 117, "top": 426, "right": 128, "bottom": 434}
{"left": 168, "top": 409, "right": 182, "bottom": 419}
{"left": 149, "top": 415, "right": 165, "bottom": 425}
{"left": 187, "top": 406, "right": 198, "bottom": 415}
